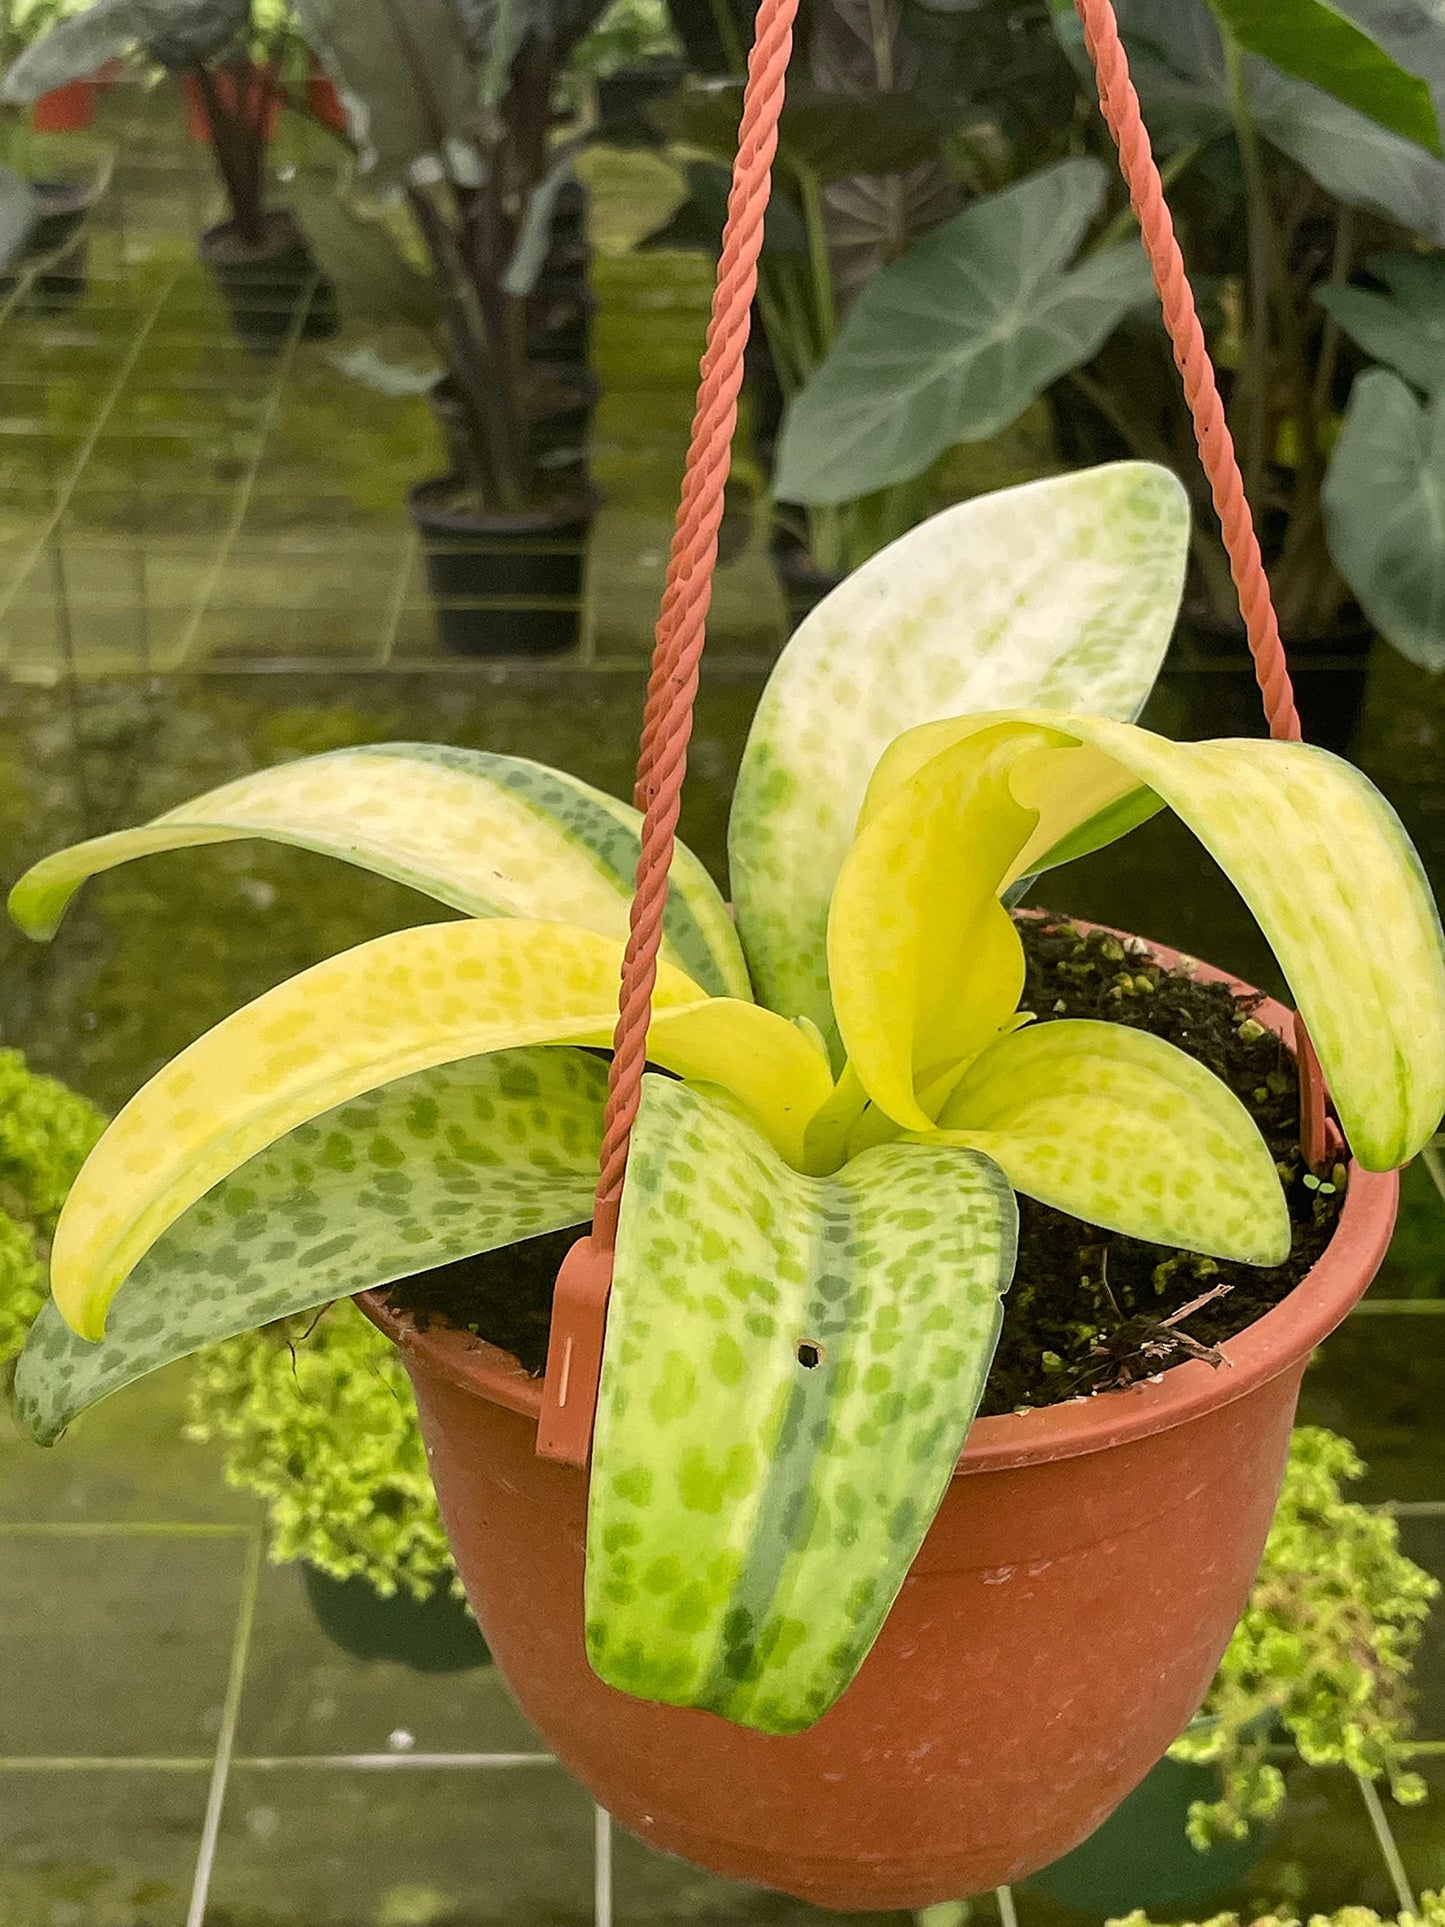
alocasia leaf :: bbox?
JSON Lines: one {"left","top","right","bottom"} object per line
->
{"left": 0, "top": 165, "right": 38, "bottom": 273}
{"left": 15, "top": 1048, "right": 607, "bottom": 1446}
{"left": 47, "top": 919, "right": 834, "bottom": 1340}
{"left": 1205, "top": 0, "right": 1442, "bottom": 156}
{"left": 728, "top": 462, "right": 1188, "bottom": 1043}
{"left": 1324, "top": 368, "right": 1445, "bottom": 672}
{"left": 772, "top": 159, "right": 1156, "bottom": 505}
{"left": 586, "top": 1075, "right": 1016, "bottom": 1735}
{"left": 865, "top": 712, "right": 1445, "bottom": 1173}
{"left": 933, "top": 1019, "right": 1291, "bottom": 1264}
{"left": 1316, "top": 253, "right": 1445, "bottom": 397}
{"left": 8, "top": 742, "right": 750, "bottom": 1000}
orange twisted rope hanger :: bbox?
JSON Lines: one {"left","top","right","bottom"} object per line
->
{"left": 535, "top": 0, "right": 1324, "bottom": 1467}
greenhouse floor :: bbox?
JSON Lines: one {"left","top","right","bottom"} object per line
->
{"left": 3, "top": 78, "right": 1445, "bottom": 1927}
{"left": 0, "top": 1310, "right": 1441, "bottom": 1926}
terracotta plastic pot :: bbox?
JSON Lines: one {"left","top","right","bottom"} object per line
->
{"left": 359, "top": 952, "right": 1397, "bottom": 1912}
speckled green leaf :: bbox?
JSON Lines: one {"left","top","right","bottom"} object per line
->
{"left": 933, "top": 1019, "right": 1290, "bottom": 1264}
{"left": 870, "top": 712, "right": 1445, "bottom": 1172}
{"left": 49, "top": 918, "right": 830, "bottom": 1341}
{"left": 587, "top": 1076, "right": 1016, "bottom": 1735}
{"left": 727, "top": 463, "right": 1188, "bottom": 1041}
{"left": 8, "top": 741, "right": 750, "bottom": 1001}
{"left": 15, "top": 1047, "right": 606, "bottom": 1446}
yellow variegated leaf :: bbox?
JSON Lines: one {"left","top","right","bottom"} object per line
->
{"left": 932, "top": 1019, "right": 1291, "bottom": 1265}
{"left": 51, "top": 920, "right": 833, "bottom": 1341}
{"left": 862, "top": 712, "right": 1159, "bottom": 886}
{"left": 826, "top": 722, "right": 1058, "bottom": 1133}
{"left": 7, "top": 744, "right": 751, "bottom": 1000}
{"left": 872, "top": 710, "right": 1445, "bottom": 1171}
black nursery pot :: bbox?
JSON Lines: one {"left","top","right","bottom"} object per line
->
{"left": 596, "top": 56, "right": 687, "bottom": 146}
{"left": 0, "top": 179, "right": 96, "bottom": 312}
{"left": 198, "top": 209, "right": 339, "bottom": 356}
{"left": 302, "top": 1564, "right": 490, "bottom": 1673}
{"left": 408, "top": 479, "right": 593, "bottom": 657}
{"left": 770, "top": 529, "right": 843, "bottom": 632}
{"left": 1170, "top": 605, "right": 1373, "bottom": 755}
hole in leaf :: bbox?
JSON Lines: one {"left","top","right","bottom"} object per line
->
{"left": 796, "top": 1340, "right": 823, "bottom": 1369}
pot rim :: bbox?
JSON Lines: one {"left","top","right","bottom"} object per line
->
{"left": 358, "top": 925, "right": 1399, "bottom": 1476}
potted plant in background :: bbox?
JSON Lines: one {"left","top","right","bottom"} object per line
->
{"left": 289, "top": 0, "right": 611, "bottom": 656}
{"left": 759, "top": 0, "right": 1445, "bottom": 732}
{"left": 185, "top": 1300, "right": 491, "bottom": 1670}
{"left": 1023, "top": 1425, "right": 1438, "bottom": 1915}
{"left": 1030, "top": 0, "right": 1445, "bottom": 739}
{"left": 7, "top": 459, "right": 1445, "bottom": 1907}
{"left": 647, "top": 0, "right": 1156, "bottom": 621}
{"left": 0, "top": 0, "right": 339, "bottom": 351}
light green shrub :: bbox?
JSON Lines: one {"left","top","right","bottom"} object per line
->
{"left": 186, "top": 1302, "right": 459, "bottom": 1599}
{"left": 1173, "top": 1428, "right": 1438, "bottom": 1846}
{"left": 0, "top": 1049, "right": 103, "bottom": 1369}
{"left": 1109, "top": 1899, "right": 1445, "bottom": 1927}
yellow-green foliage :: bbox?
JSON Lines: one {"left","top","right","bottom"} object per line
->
{"left": 1108, "top": 1899, "right": 1445, "bottom": 1927}
{"left": 1173, "top": 1427, "right": 1439, "bottom": 1846}
{"left": 0, "top": 1050, "right": 104, "bottom": 1367}
{"left": 185, "top": 1302, "right": 458, "bottom": 1600}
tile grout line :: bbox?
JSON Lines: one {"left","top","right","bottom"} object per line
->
{"left": 1354, "top": 1772, "right": 1418, "bottom": 1918}
{"left": 169, "top": 276, "right": 321, "bottom": 669}
{"left": 594, "top": 1805, "right": 613, "bottom": 1927}
{"left": 0, "top": 269, "right": 182, "bottom": 637}
{"left": 186, "top": 1526, "right": 263, "bottom": 1927}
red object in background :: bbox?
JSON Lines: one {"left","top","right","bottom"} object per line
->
{"left": 305, "top": 61, "right": 349, "bottom": 133}
{"left": 361, "top": 962, "right": 1398, "bottom": 1914}
{"left": 31, "top": 80, "right": 96, "bottom": 132}
{"left": 183, "top": 65, "right": 282, "bottom": 144}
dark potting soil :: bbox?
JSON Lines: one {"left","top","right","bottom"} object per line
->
{"left": 383, "top": 918, "right": 1345, "bottom": 1414}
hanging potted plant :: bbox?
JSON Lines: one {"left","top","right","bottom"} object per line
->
{"left": 0, "top": 0, "right": 339, "bottom": 353}
{"left": 288, "top": 0, "right": 612, "bottom": 657}
{"left": 1024, "top": 1424, "right": 1439, "bottom": 1916}
{"left": 185, "top": 1297, "right": 490, "bottom": 1672}
{"left": 8, "top": 432, "right": 1445, "bottom": 1905}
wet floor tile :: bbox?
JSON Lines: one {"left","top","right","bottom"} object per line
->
{"left": 205, "top": 1762, "right": 595, "bottom": 1926}
{"left": 234, "top": 1559, "right": 544, "bottom": 1760}
{"left": 0, "top": 1767, "right": 207, "bottom": 1927}
{"left": 609, "top": 1820, "right": 913, "bottom": 1923}
{"left": 0, "top": 1526, "right": 247, "bottom": 1757}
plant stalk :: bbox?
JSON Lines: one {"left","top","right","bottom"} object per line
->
{"left": 1224, "top": 33, "right": 1274, "bottom": 510}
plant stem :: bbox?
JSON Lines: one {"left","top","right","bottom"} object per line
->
{"left": 1311, "top": 205, "right": 1355, "bottom": 426}
{"left": 407, "top": 186, "right": 523, "bottom": 511}
{"left": 1224, "top": 33, "right": 1274, "bottom": 509}
{"left": 192, "top": 63, "right": 267, "bottom": 248}
{"left": 793, "top": 161, "right": 837, "bottom": 360}
{"left": 705, "top": 0, "right": 748, "bottom": 75}
{"left": 1088, "top": 144, "right": 1200, "bottom": 255}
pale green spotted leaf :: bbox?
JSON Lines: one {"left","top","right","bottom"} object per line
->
{"left": 871, "top": 712, "right": 1445, "bottom": 1172}
{"left": 50, "top": 919, "right": 832, "bottom": 1342}
{"left": 587, "top": 1076, "right": 1017, "bottom": 1736}
{"left": 8, "top": 742, "right": 750, "bottom": 1001}
{"left": 14, "top": 1048, "right": 605, "bottom": 1446}
{"left": 727, "top": 463, "right": 1188, "bottom": 1041}
{"left": 933, "top": 1019, "right": 1290, "bottom": 1264}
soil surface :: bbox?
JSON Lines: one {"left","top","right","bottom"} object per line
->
{"left": 383, "top": 917, "right": 1345, "bottom": 1413}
